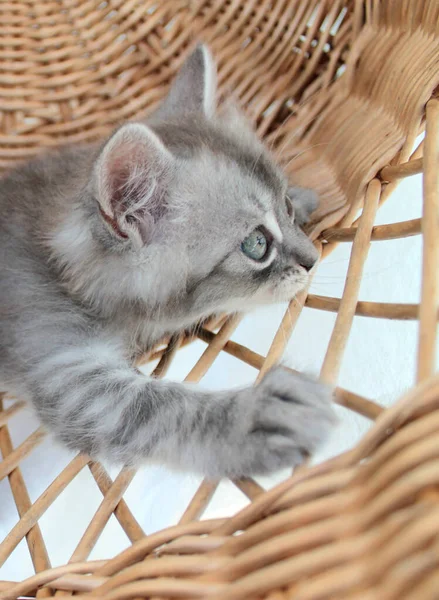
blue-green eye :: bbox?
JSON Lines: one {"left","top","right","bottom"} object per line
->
{"left": 241, "top": 228, "right": 268, "bottom": 261}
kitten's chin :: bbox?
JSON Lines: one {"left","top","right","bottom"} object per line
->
{"left": 272, "top": 280, "right": 308, "bottom": 303}
{"left": 219, "top": 278, "right": 309, "bottom": 314}
{"left": 265, "top": 274, "right": 311, "bottom": 305}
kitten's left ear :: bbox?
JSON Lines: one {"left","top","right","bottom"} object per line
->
{"left": 94, "top": 123, "right": 173, "bottom": 248}
{"left": 154, "top": 44, "right": 217, "bottom": 120}
{"left": 288, "top": 186, "right": 319, "bottom": 226}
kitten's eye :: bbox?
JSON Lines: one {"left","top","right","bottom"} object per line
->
{"left": 241, "top": 228, "right": 268, "bottom": 261}
{"left": 286, "top": 195, "right": 295, "bottom": 219}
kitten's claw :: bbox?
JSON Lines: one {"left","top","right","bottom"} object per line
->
{"left": 228, "top": 368, "right": 336, "bottom": 477}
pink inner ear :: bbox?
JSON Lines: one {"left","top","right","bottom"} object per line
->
{"left": 103, "top": 144, "right": 156, "bottom": 244}
{"left": 99, "top": 205, "right": 129, "bottom": 239}
{"left": 98, "top": 123, "right": 172, "bottom": 245}
{"left": 107, "top": 146, "right": 146, "bottom": 215}
{"left": 108, "top": 165, "right": 131, "bottom": 214}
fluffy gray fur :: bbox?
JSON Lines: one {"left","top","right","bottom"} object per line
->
{"left": 0, "top": 46, "right": 335, "bottom": 478}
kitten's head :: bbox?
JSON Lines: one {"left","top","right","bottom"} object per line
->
{"left": 91, "top": 45, "right": 318, "bottom": 320}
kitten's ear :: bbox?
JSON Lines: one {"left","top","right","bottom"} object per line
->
{"left": 95, "top": 123, "right": 173, "bottom": 248}
{"left": 288, "top": 186, "right": 319, "bottom": 226}
{"left": 154, "top": 44, "right": 216, "bottom": 120}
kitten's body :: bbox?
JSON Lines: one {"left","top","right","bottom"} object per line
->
{"left": 0, "top": 47, "right": 334, "bottom": 477}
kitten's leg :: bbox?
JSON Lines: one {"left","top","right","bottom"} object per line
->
{"left": 24, "top": 328, "right": 334, "bottom": 477}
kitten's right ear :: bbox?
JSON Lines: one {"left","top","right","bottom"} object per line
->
{"left": 288, "top": 186, "right": 319, "bottom": 226}
{"left": 94, "top": 123, "right": 173, "bottom": 248}
{"left": 154, "top": 44, "right": 217, "bottom": 120}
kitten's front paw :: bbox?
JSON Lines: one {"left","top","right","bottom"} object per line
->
{"left": 235, "top": 368, "right": 336, "bottom": 476}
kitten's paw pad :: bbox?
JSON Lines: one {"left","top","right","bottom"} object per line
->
{"left": 248, "top": 368, "right": 336, "bottom": 472}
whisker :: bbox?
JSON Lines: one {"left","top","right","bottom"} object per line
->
{"left": 316, "top": 257, "right": 351, "bottom": 266}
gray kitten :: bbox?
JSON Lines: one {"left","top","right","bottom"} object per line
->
{"left": 0, "top": 46, "right": 335, "bottom": 478}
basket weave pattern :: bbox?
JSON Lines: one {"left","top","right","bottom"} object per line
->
{"left": 1, "top": 1, "right": 439, "bottom": 598}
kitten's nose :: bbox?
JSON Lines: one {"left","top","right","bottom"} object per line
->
{"left": 288, "top": 237, "right": 319, "bottom": 273}
{"left": 293, "top": 249, "right": 317, "bottom": 272}
{"left": 299, "top": 259, "right": 316, "bottom": 272}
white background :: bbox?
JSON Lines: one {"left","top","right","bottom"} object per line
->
{"left": 1, "top": 170, "right": 432, "bottom": 581}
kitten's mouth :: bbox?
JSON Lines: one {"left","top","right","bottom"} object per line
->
{"left": 271, "top": 275, "right": 309, "bottom": 303}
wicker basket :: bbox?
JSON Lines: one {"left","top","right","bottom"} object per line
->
{"left": 1, "top": 1, "right": 439, "bottom": 598}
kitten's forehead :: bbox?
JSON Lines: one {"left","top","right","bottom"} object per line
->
{"left": 183, "top": 153, "right": 279, "bottom": 223}
{"left": 151, "top": 117, "right": 285, "bottom": 198}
